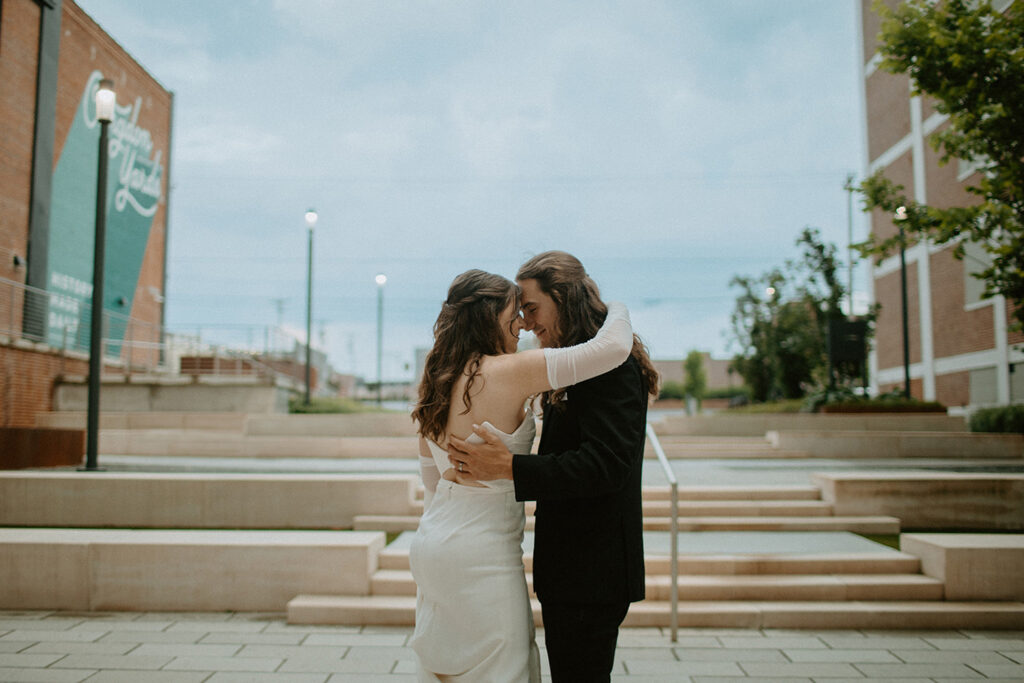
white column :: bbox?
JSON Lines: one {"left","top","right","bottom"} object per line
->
{"left": 909, "top": 93, "right": 936, "bottom": 400}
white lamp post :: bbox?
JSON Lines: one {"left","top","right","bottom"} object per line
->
{"left": 303, "top": 209, "right": 318, "bottom": 405}
{"left": 375, "top": 273, "right": 387, "bottom": 405}
{"left": 895, "top": 206, "right": 911, "bottom": 399}
{"left": 84, "top": 78, "right": 115, "bottom": 472}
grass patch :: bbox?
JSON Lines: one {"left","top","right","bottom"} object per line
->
{"left": 725, "top": 399, "right": 804, "bottom": 414}
{"left": 857, "top": 533, "right": 900, "bottom": 550}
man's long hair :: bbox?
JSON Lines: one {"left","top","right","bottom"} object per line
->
{"left": 517, "top": 251, "right": 659, "bottom": 409}
{"left": 412, "top": 269, "right": 520, "bottom": 442}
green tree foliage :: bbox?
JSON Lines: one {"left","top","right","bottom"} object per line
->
{"left": 858, "top": 0, "right": 1024, "bottom": 328}
{"left": 729, "top": 269, "right": 816, "bottom": 402}
{"left": 683, "top": 350, "right": 708, "bottom": 407}
{"left": 730, "top": 228, "right": 869, "bottom": 402}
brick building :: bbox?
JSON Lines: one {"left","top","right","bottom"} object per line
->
{"left": 858, "top": 0, "right": 1023, "bottom": 408}
{"left": 0, "top": 0, "right": 172, "bottom": 426}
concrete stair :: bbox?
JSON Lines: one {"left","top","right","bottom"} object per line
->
{"left": 294, "top": 482, "right": 1024, "bottom": 628}
{"left": 367, "top": 567, "right": 945, "bottom": 601}
{"left": 288, "top": 595, "right": 1024, "bottom": 629}
{"left": 650, "top": 435, "right": 809, "bottom": 459}
{"left": 352, "top": 484, "right": 901, "bottom": 535}
{"left": 288, "top": 537, "right": 1024, "bottom": 628}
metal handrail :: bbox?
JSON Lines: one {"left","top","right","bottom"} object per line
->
{"left": 646, "top": 422, "right": 678, "bottom": 642}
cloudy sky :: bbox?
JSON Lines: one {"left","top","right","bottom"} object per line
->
{"left": 76, "top": 0, "right": 869, "bottom": 381}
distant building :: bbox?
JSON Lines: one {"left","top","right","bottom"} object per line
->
{"left": 0, "top": 0, "right": 173, "bottom": 426}
{"left": 858, "top": 0, "right": 1023, "bottom": 408}
{"left": 654, "top": 354, "right": 740, "bottom": 391}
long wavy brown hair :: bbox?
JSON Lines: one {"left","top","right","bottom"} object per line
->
{"left": 412, "top": 270, "right": 520, "bottom": 442}
{"left": 517, "top": 251, "right": 660, "bottom": 409}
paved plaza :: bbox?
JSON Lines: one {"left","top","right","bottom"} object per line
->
{"left": 1, "top": 611, "right": 1023, "bottom": 682}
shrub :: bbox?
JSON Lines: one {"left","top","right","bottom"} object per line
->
{"left": 659, "top": 381, "right": 686, "bottom": 400}
{"left": 288, "top": 397, "right": 382, "bottom": 414}
{"left": 802, "top": 387, "right": 945, "bottom": 414}
{"left": 969, "top": 404, "right": 1024, "bottom": 434}
{"left": 820, "top": 400, "right": 946, "bottom": 414}
{"left": 727, "top": 399, "right": 804, "bottom": 414}
{"left": 704, "top": 386, "right": 751, "bottom": 400}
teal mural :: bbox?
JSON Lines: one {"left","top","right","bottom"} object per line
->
{"left": 46, "top": 70, "right": 164, "bottom": 353}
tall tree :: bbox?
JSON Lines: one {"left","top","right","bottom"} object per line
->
{"left": 729, "top": 269, "right": 818, "bottom": 402}
{"left": 858, "top": 0, "right": 1024, "bottom": 328}
{"left": 730, "top": 228, "right": 867, "bottom": 402}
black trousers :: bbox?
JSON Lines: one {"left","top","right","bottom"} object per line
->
{"left": 540, "top": 600, "right": 631, "bottom": 682}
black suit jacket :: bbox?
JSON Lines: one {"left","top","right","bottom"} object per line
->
{"left": 512, "top": 354, "right": 648, "bottom": 605}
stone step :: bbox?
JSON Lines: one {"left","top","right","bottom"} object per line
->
{"left": 370, "top": 569, "right": 944, "bottom": 601}
{"left": 643, "top": 485, "right": 823, "bottom": 501}
{"left": 377, "top": 548, "right": 923, "bottom": 575}
{"left": 354, "top": 514, "right": 900, "bottom": 534}
{"left": 655, "top": 445, "right": 812, "bottom": 459}
{"left": 286, "top": 594, "right": 1024, "bottom": 629}
{"left": 405, "top": 499, "right": 836, "bottom": 517}
{"left": 412, "top": 484, "right": 824, "bottom": 502}
{"left": 645, "top": 516, "right": 901, "bottom": 534}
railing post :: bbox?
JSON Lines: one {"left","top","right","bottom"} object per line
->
{"left": 646, "top": 422, "right": 678, "bottom": 643}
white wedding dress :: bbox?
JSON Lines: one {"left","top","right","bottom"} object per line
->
{"left": 408, "top": 413, "right": 541, "bottom": 682}
{"left": 407, "top": 301, "right": 634, "bottom": 682}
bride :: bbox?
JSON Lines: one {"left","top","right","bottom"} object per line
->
{"left": 409, "top": 269, "right": 633, "bottom": 682}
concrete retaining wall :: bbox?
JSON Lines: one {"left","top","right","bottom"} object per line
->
{"left": 655, "top": 414, "right": 965, "bottom": 437}
{"left": 54, "top": 380, "right": 289, "bottom": 413}
{"left": 769, "top": 430, "right": 1023, "bottom": 459}
{"left": 814, "top": 473, "right": 1024, "bottom": 530}
{"left": 36, "top": 411, "right": 416, "bottom": 437}
{"left": 245, "top": 413, "right": 416, "bottom": 437}
{"left": 36, "top": 411, "right": 250, "bottom": 431}
{"left": 0, "top": 472, "right": 419, "bottom": 528}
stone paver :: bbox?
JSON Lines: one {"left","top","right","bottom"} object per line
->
{"left": 0, "top": 610, "right": 1022, "bottom": 681}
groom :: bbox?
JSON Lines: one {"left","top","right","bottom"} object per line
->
{"left": 449, "top": 250, "right": 656, "bottom": 682}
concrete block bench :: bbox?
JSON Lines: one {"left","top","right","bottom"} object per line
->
{"left": 901, "top": 534, "right": 1024, "bottom": 600}
{"left": 0, "top": 472, "right": 419, "bottom": 528}
{"left": 813, "top": 472, "right": 1024, "bottom": 530}
{"left": 0, "top": 528, "right": 384, "bottom": 611}
{"left": 769, "top": 430, "right": 1023, "bottom": 459}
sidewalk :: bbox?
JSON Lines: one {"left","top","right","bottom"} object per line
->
{"left": 1, "top": 611, "right": 1023, "bottom": 682}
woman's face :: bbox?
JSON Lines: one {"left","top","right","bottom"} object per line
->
{"left": 498, "top": 301, "right": 523, "bottom": 354}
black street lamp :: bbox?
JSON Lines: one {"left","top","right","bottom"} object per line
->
{"left": 375, "top": 273, "right": 386, "bottom": 406}
{"left": 303, "top": 209, "right": 318, "bottom": 405}
{"left": 895, "top": 206, "right": 912, "bottom": 399}
{"left": 83, "top": 78, "right": 115, "bottom": 472}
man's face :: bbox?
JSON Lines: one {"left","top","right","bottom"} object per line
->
{"left": 518, "top": 278, "right": 559, "bottom": 348}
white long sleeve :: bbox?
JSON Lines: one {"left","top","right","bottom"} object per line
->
{"left": 419, "top": 455, "right": 440, "bottom": 510}
{"left": 543, "top": 301, "right": 633, "bottom": 389}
